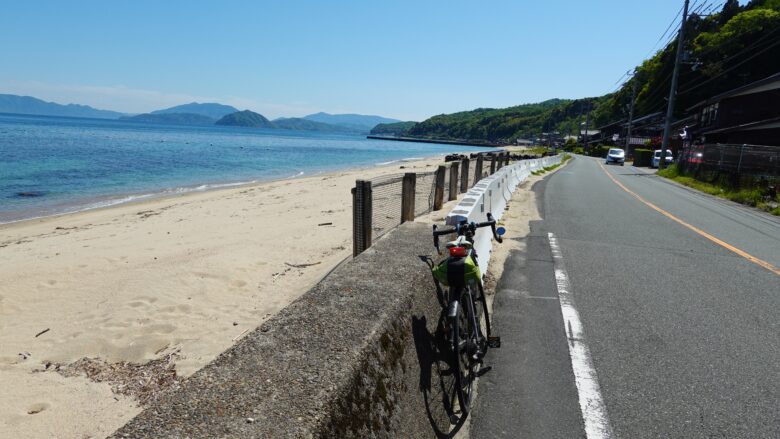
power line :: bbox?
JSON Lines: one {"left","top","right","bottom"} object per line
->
{"left": 610, "top": 2, "right": 686, "bottom": 96}
{"left": 678, "top": 27, "right": 780, "bottom": 92}
{"left": 644, "top": 3, "right": 686, "bottom": 58}
{"left": 679, "top": 36, "right": 780, "bottom": 95}
{"left": 689, "top": 0, "right": 711, "bottom": 16}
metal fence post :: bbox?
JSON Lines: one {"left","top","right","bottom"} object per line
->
{"left": 352, "top": 180, "right": 372, "bottom": 257}
{"left": 474, "top": 156, "right": 484, "bottom": 186}
{"left": 448, "top": 162, "right": 459, "bottom": 201}
{"left": 737, "top": 144, "right": 745, "bottom": 174}
{"left": 401, "top": 173, "right": 416, "bottom": 223}
{"left": 460, "top": 158, "right": 470, "bottom": 193}
{"left": 434, "top": 165, "right": 446, "bottom": 210}
{"left": 490, "top": 153, "right": 497, "bottom": 174}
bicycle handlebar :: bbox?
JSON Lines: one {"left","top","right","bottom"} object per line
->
{"left": 432, "top": 212, "right": 503, "bottom": 253}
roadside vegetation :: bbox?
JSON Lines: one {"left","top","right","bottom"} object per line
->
{"left": 658, "top": 164, "right": 780, "bottom": 216}
{"left": 531, "top": 156, "right": 569, "bottom": 176}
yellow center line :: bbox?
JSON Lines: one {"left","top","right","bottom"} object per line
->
{"left": 598, "top": 162, "right": 780, "bottom": 276}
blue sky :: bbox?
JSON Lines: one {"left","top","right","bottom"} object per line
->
{"left": 0, "top": 0, "right": 746, "bottom": 120}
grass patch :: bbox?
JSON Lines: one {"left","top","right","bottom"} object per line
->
{"left": 531, "top": 162, "right": 564, "bottom": 176}
{"left": 658, "top": 165, "right": 779, "bottom": 216}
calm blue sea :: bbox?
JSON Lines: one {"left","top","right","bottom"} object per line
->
{"left": 0, "top": 113, "right": 485, "bottom": 223}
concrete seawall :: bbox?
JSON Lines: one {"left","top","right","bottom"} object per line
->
{"left": 111, "top": 222, "right": 449, "bottom": 438}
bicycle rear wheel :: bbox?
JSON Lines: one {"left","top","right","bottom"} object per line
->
{"left": 451, "top": 289, "right": 477, "bottom": 414}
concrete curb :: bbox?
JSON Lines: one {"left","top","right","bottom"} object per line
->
{"left": 110, "top": 222, "right": 447, "bottom": 438}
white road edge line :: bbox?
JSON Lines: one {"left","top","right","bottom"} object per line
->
{"left": 548, "top": 232, "right": 614, "bottom": 439}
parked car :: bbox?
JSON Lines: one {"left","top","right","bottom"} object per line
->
{"left": 651, "top": 149, "right": 674, "bottom": 168}
{"left": 605, "top": 148, "right": 625, "bottom": 165}
{"left": 685, "top": 146, "right": 704, "bottom": 165}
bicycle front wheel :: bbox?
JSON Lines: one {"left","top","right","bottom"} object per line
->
{"left": 474, "top": 281, "right": 490, "bottom": 340}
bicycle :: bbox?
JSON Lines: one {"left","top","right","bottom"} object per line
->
{"left": 428, "top": 212, "right": 505, "bottom": 418}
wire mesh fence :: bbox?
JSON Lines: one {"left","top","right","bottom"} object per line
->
{"left": 415, "top": 171, "right": 437, "bottom": 217}
{"left": 679, "top": 143, "right": 780, "bottom": 178}
{"left": 369, "top": 174, "right": 405, "bottom": 240}
{"left": 352, "top": 152, "right": 514, "bottom": 256}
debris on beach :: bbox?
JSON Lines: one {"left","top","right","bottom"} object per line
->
{"left": 284, "top": 261, "right": 321, "bottom": 269}
{"left": 53, "top": 349, "right": 182, "bottom": 406}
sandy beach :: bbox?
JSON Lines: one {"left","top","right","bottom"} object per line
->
{"left": 0, "top": 155, "right": 470, "bottom": 439}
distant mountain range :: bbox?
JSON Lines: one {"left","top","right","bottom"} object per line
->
{"left": 272, "top": 117, "right": 361, "bottom": 134}
{"left": 0, "top": 94, "right": 126, "bottom": 119}
{"left": 0, "top": 93, "right": 401, "bottom": 133}
{"left": 302, "top": 112, "right": 400, "bottom": 132}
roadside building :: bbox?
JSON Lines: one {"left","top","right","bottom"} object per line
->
{"left": 687, "top": 72, "right": 780, "bottom": 146}
{"left": 682, "top": 72, "right": 780, "bottom": 177}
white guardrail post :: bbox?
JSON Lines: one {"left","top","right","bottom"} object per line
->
{"left": 445, "top": 154, "right": 562, "bottom": 275}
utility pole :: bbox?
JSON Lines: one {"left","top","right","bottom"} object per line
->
{"left": 659, "top": 0, "right": 690, "bottom": 170}
{"left": 583, "top": 105, "right": 592, "bottom": 155}
{"left": 625, "top": 79, "right": 638, "bottom": 158}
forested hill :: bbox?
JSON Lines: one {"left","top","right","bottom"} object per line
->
{"left": 592, "top": 0, "right": 780, "bottom": 127}
{"left": 406, "top": 99, "right": 597, "bottom": 142}
{"left": 400, "top": 0, "right": 780, "bottom": 143}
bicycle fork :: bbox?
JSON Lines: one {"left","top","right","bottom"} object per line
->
{"left": 448, "top": 295, "right": 483, "bottom": 362}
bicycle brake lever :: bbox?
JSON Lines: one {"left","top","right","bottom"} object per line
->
{"left": 433, "top": 225, "right": 441, "bottom": 254}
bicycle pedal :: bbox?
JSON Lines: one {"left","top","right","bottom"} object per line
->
{"left": 487, "top": 336, "right": 501, "bottom": 348}
{"left": 476, "top": 366, "right": 492, "bottom": 377}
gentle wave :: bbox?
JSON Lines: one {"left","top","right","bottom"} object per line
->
{"left": 0, "top": 180, "right": 260, "bottom": 225}
{"left": 375, "top": 156, "right": 426, "bottom": 166}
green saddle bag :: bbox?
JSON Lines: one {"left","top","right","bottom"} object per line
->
{"left": 432, "top": 255, "right": 481, "bottom": 287}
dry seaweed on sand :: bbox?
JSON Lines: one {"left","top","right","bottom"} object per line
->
{"left": 55, "top": 349, "right": 182, "bottom": 406}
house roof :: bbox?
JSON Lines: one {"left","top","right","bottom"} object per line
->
{"left": 595, "top": 119, "right": 627, "bottom": 131}
{"left": 628, "top": 111, "right": 664, "bottom": 125}
{"left": 701, "top": 115, "right": 780, "bottom": 135}
{"left": 671, "top": 115, "right": 696, "bottom": 128}
{"left": 687, "top": 71, "right": 780, "bottom": 111}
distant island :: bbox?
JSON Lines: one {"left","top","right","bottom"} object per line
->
{"left": 215, "top": 110, "right": 361, "bottom": 133}
{"left": 150, "top": 102, "right": 239, "bottom": 120}
{"left": 215, "top": 110, "right": 274, "bottom": 128}
{"left": 120, "top": 112, "right": 217, "bottom": 125}
{"left": 370, "top": 121, "right": 417, "bottom": 136}
{"left": 272, "top": 117, "right": 361, "bottom": 133}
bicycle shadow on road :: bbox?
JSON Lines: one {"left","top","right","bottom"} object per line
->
{"left": 412, "top": 313, "right": 468, "bottom": 438}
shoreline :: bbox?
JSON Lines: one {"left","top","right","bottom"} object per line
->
{"left": 0, "top": 153, "right": 462, "bottom": 438}
{"left": 366, "top": 135, "right": 503, "bottom": 147}
{"left": 0, "top": 154, "right": 444, "bottom": 228}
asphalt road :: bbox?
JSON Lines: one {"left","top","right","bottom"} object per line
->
{"left": 471, "top": 156, "right": 779, "bottom": 438}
